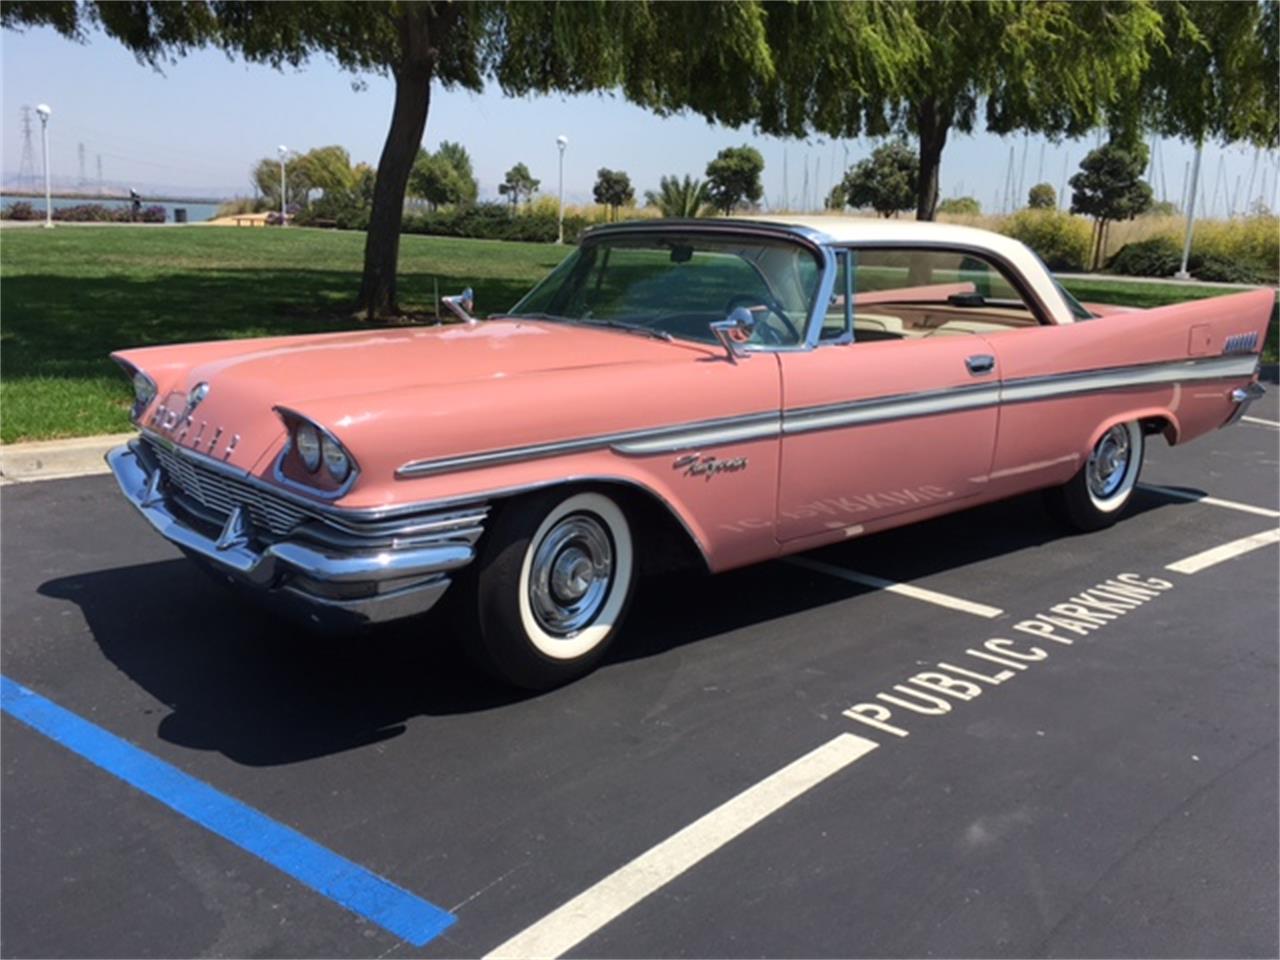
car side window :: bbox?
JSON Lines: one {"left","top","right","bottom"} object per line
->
{"left": 846, "top": 247, "right": 1042, "bottom": 342}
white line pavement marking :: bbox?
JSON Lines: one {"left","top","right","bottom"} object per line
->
{"left": 1139, "top": 483, "right": 1280, "bottom": 519}
{"left": 483, "top": 733, "right": 879, "bottom": 960}
{"left": 1241, "top": 415, "right": 1279, "bottom": 427}
{"left": 785, "top": 556, "right": 1005, "bottom": 618}
{"left": 1166, "top": 527, "right": 1280, "bottom": 575}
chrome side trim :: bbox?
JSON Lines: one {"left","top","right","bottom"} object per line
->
{"left": 999, "top": 355, "right": 1259, "bottom": 405}
{"left": 394, "top": 353, "right": 1261, "bottom": 478}
{"left": 395, "top": 411, "right": 780, "bottom": 477}
{"left": 783, "top": 382, "right": 1001, "bottom": 435}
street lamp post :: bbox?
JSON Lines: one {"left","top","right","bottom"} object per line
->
{"left": 36, "top": 104, "right": 52, "bottom": 229}
{"left": 277, "top": 145, "right": 288, "bottom": 227}
{"left": 1175, "top": 142, "right": 1203, "bottom": 280}
{"left": 556, "top": 134, "right": 568, "bottom": 244}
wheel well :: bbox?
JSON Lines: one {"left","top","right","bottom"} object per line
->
{"left": 489, "top": 481, "right": 709, "bottom": 576}
{"left": 1140, "top": 415, "right": 1178, "bottom": 446}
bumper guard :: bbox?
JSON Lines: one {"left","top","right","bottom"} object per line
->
{"left": 107, "top": 441, "right": 482, "bottom": 628}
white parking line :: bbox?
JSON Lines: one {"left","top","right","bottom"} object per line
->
{"left": 785, "top": 556, "right": 1005, "bottom": 618}
{"left": 1241, "top": 415, "right": 1279, "bottom": 427}
{"left": 484, "top": 732, "right": 878, "bottom": 960}
{"left": 1166, "top": 527, "right": 1280, "bottom": 575}
{"left": 1139, "top": 483, "right": 1280, "bottom": 519}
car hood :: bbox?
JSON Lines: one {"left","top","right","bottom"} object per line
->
{"left": 117, "top": 319, "right": 717, "bottom": 474}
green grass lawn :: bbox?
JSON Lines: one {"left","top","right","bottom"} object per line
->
{"left": 1, "top": 225, "right": 1275, "bottom": 443}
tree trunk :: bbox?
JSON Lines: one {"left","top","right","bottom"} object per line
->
{"left": 915, "top": 98, "right": 950, "bottom": 221}
{"left": 357, "top": 61, "right": 433, "bottom": 318}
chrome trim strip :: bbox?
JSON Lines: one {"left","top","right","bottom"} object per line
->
{"left": 998, "top": 355, "right": 1259, "bottom": 405}
{"left": 395, "top": 411, "right": 780, "bottom": 477}
{"left": 783, "top": 382, "right": 1001, "bottom": 434}
{"left": 394, "top": 353, "right": 1261, "bottom": 478}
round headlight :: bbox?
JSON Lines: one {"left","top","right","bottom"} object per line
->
{"left": 322, "top": 435, "right": 351, "bottom": 483}
{"left": 295, "top": 423, "right": 321, "bottom": 472}
{"left": 132, "top": 371, "right": 156, "bottom": 408}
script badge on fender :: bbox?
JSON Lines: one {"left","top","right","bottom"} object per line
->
{"left": 673, "top": 452, "right": 748, "bottom": 480}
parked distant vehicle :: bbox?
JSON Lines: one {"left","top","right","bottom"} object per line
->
{"left": 108, "top": 217, "right": 1272, "bottom": 689}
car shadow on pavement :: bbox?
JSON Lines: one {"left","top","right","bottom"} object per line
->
{"left": 37, "top": 489, "right": 1182, "bottom": 767}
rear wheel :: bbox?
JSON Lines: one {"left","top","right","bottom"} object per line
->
{"left": 470, "top": 489, "right": 635, "bottom": 689}
{"left": 1045, "top": 420, "right": 1144, "bottom": 531}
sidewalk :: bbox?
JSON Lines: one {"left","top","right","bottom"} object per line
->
{"left": 0, "top": 433, "right": 133, "bottom": 484}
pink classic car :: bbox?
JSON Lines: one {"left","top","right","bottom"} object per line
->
{"left": 108, "top": 217, "right": 1273, "bottom": 688}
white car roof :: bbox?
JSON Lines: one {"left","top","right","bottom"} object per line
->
{"left": 737, "top": 215, "right": 1073, "bottom": 325}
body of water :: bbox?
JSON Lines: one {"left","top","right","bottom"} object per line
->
{"left": 1, "top": 194, "right": 222, "bottom": 222}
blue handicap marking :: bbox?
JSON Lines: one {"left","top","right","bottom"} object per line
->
{"left": 1, "top": 674, "right": 456, "bottom": 946}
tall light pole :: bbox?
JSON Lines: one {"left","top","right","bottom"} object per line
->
{"left": 36, "top": 103, "right": 52, "bottom": 228}
{"left": 556, "top": 134, "right": 568, "bottom": 244}
{"left": 277, "top": 144, "right": 289, "bottom": 227}
{"left": 1176, "top": 142, "right": 1203, "bottom": 279}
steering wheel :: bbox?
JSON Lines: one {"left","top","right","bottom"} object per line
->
{"left": 723, "top": 293, "right": 801, "bottom": 344}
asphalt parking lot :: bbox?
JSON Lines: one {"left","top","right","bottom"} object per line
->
{"left": 3, "top": 388, "right": 1278, "bottom": 960}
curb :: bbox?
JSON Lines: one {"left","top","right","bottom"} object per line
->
{"left": 0, "top": 433, "right": 134, "bottom": 485}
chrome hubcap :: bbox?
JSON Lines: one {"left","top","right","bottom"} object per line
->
{"left": 1088, "top": 425, "right": 1131, "bottom": 498}
{"left": 529, "top": 514, "right": 614, "bottom": 637}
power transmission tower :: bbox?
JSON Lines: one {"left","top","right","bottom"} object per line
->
{"left": 78, "top": 142, "right": 87, "bottom": 188}
{"left": 17, "top": 106, "right": 36, "bottom": 189}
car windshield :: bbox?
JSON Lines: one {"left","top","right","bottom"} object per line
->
{"left": 508, "top": 232, "right": 823, "bottom": 347}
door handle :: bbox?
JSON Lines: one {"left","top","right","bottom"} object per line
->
{"left": 966, "top": 354, "right": 995, "bottom": 376}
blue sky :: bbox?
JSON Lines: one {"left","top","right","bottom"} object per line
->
{"left": 3, "top": 22, "right": 1276, "bottom": 217}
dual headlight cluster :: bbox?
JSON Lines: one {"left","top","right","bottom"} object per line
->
{"left": 291, "top": 419, "right": 353, "bottom": 484}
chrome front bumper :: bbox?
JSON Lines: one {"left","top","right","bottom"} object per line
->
{"left": 107, "top": 440, "right": 484, "bottom": 628}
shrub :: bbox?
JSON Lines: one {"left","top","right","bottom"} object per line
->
{"left": 1107, "top": 236, "right": 1183, "bottom": 277}
{"left": 1192, "top": 255, "right": 1266, "bottom": 285}
{"left": 2, "top": 201, "right": 37, "bottom": 220}
{"left": 1192, "top": 215, "right": 1278, "bottom": 282}
{"left": 1000, "top": 209, "right": 1091, "bottom": 271}
{"left": 937, "top": 196, "right": 981, "bottom": 215}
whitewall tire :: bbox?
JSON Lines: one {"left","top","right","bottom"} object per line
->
{"left": 1046, "top": 420, "right": 1145, "bottom": 531}
{"left": 470, "top": 488, "right": 636, "bottom": 689}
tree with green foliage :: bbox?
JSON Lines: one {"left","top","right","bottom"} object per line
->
{"left": 645, "top": 175, "right": 711, "bottom": 218}
{"left": 1027, "top": 183, "right": 1056, "bottom": 210}
{"left": 747, "top": 2, "right": 1163, "bottom": 222}
{"left": 2, "top": 1, "right": 775, "bottom": 317}
{"left": 1070, "top": 140, "right": 1154, "bottom": 269}
{"left": 498, "top": 163, "right": 540, "bottom": 208}
{"left": 838, "top": 141, "right": 917, "bottom": 218}
{"left": 409, "top": 142, "right": 477, "bottom": 210}
{"left": 705, "top": 145, "right": 765, "bottom": 215}
{"left": 1124, "top": 1, "right": 1277, "bottom": 149}
{"left": 593, "top": 169, "right": 635, "bottom": 221}
{"left": 252, "top": 154, "right": 313, "bottom": 211}
{"left": 937, "top": 196, "right": 980, "bottom": 215}
{"left": 824, "top": 183, "right": 848, "bottom": 211}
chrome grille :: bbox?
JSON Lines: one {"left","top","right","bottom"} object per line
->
{"left": 148, "top": 440, "right": 309, "bottom": 536}
{"left": 142, "top": 437, "right": 490, "bottom": 545}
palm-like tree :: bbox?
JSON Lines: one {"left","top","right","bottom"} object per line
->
{"left": 645, "top": 175, "right": 711, "bottom": 218}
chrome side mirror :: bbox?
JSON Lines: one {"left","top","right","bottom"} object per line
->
{"left": 442, "top": 287, "right": 476, "bottom": 325}
{"left": 709, "top": 307, "right": 756, "bottom": 363}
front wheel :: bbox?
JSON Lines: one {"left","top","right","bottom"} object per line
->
{"left": 1045, "top": 420, "right": 1145, "bottom": 531}
{"left": 469, "top": 489, "right": 636, "bottom": 690}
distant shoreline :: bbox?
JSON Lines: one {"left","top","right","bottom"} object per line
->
{"left": 1, "top": 189, "right": 231, "bottom": 205}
